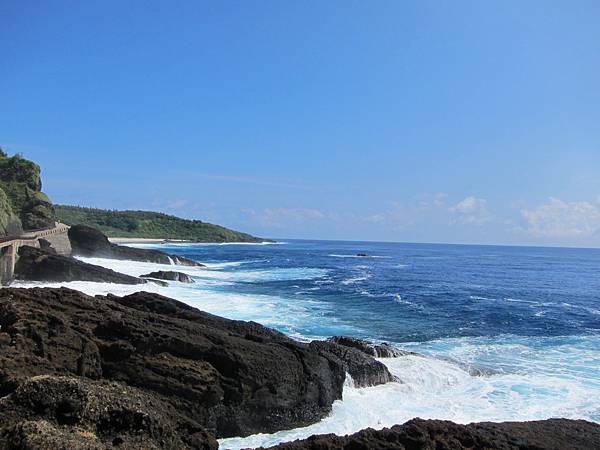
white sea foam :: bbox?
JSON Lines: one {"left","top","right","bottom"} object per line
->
{"left": 340, "top": 274, "right": 370, "bottom": 285}
{"left": 220, "top": 337, "right": 600, "bottom": 449}
{"left": 329, "top": 254, "right": 391, "bottom": 259}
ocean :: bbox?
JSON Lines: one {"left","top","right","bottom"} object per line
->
{"left": 15, "top": 239, "right": 600, "bottom": 449}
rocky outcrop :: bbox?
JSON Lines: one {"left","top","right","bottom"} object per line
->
{"left": 0, "top": 288, "right": 378, "bottom": 439}
{"left": 68, "top": 225, "right": 204, "bottom": 266}
{"left": 309, "top": 340, "right": 394, "bottom": 387}
{"left": 265, "top": 418, "right": 600, "bottom": 450}
{"left": 328, "top": 336, "right": 415, "bottom": 358}
{"left": 0, "top": 150, "right": 55, "bottom": 232}
{"left": 141, "top": 270, "right": 195, "bottom": 283}
{"left": 0, "top": 375, "right": 217, "bottom": 450}
{"left": 14, "top": 246, "right": 145, "bottom": 284}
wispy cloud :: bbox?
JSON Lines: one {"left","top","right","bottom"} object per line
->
{"left": 450, "top": 196, "right": 491, "bottom": 226}
{"left": 520, "top": 197, "right": 600, "bottom": 238}
{"left": 242, "top": 207, "right": 327, "bottom": 228}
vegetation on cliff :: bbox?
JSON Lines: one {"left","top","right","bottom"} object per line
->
{"left": 0, "top": 149, "right": 55, "bottom": 235}
{"left": 55, "top": 205, "right": 266, "bottom": 242}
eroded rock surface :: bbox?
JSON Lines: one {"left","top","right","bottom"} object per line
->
{"left": 0, "top": 375, "right": 217, "bottom": 449}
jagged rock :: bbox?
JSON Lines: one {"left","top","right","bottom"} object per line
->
{"left": 141, "top": 270, "right": 195, "bottom": 283}
{"left": 37, "top": 238, "right": 57, "bottom": 255}
{"left": 14, "top": 246, "right": 145, "bottom": 284}
{"left": 0, "top": 375, "right": 217, "bottom": 449}
{"left": 328, "top": 336, "right": 415, "bottom": 358}
{"left": 309, "top": 340, "right": 394, "bottom": 387}
{"left": 264, "top": 418, "right": 600, "bottom": 450}
{"left": 68, "top": 224, "right": 204, "bottom": 266}
{"left": 0, "top": 288, "right": 366, "bottom": 439}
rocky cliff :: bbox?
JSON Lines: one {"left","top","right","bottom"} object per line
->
{"left": 0, "top": 149, "right": 55, "bottom": 235}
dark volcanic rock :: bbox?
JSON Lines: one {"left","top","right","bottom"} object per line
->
{"left": 68, "top": 224, "right": 204, "bottom": 266}
{"left": 329, "top": 336, "right": 415, "bottom": 358}
{"left": 141, "top": 270, "right": 195, "bottom": 283}
{"left": 0, "top": 288, "right": 354, "bottom": 438}
{"left": 0, "top": 375, "right": 217, "bottom": 449}
{"left": 14, "top": 246, "right": 145, "bottom": 284}
{"left": 309, "top": 340, "right": 394, "bottom": 387}
{"left": 265, "top": 418, "right": 600, "bottom": 450}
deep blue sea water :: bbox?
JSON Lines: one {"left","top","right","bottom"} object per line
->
{"left": 163, "top": 240, "right": 600, "bottom": 341}
{"left": 18, "top": 239, "right": 600, "bottom": 448}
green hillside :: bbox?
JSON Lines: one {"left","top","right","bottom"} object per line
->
{"left": 55, "top": 205, "right": 266, "bottom": 242}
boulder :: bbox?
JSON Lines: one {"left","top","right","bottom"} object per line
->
{"left": 141, "top": 270, "right": 195, "bottom": 283}
{"left": 0, "top": 375, "right": 217, "bottom": 450}
{"left": 68, "top": 224, "right": 204, "bottom": 266}
{"left": 0, "top": 288, "right": 368, "bottom": 439}
{"left": 264, "top": 418, "right": 600, "bottom": 450}
{"left": 14, "top": 246, "right": 145, "bottom": 284}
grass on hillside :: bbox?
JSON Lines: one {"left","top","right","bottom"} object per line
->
{"left": 55, "top": 205, "right": 265, "bottom": 242}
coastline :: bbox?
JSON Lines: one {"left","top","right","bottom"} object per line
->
{"left": 5, "top": 234, "right": 600, "bottom": 449}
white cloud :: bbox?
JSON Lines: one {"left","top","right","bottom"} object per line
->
{"left": 521, "top": 197, "right": 600, "bottom": 238}
{"left": 450, "top": 196, "right": 491, "bottom": 225}
{"left": 243, "top": 207, "right": 326, "bottom": 228}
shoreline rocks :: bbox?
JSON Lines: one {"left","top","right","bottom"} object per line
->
{"left": 68, "top": 225, "right": 204, "bottom": 267}
{"left": 264, "top": 418, "right": 600, "bottom": 450}
{"left": 14, "top": 246, "right": 145, "bottom": 284}
{"left": 0, "top": 288, "right": 359, "bottom": 441}
{"left": 1, "top": 286, "right": 599, "bottom": 449}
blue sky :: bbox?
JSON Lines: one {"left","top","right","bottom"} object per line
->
{"left": 2, "top": 1, "right": 600, "bottom": 246}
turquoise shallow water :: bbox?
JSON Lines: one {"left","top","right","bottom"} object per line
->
{"left": 17, "top": 239, "right": 600, "bottom": 448}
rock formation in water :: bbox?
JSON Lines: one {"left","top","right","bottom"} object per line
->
{"left": 309, "top": 340, "right": 395, "bottom": 387}
{"left": 141, "top": 270, "right": 195, "bottom": 283}
{"left": 14, "top": 246, "right": 145, "bottom": 284}
{"left": 264, "top": 418, "right": 600, "bottom": 450}
{"left": 68, "top": 224, "right": 204, "bottom": 266}
{"left": 329, "top": 336, "right": 416, "bottom": 358}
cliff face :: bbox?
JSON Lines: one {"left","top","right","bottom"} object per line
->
{"left": 0, "top": 149, "right": 55, "bottom": 234}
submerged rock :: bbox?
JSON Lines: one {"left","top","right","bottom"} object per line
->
{"left": 141, "top": 270, "right": 195, "bottom": 283}
{"left": 0, "top": 288, "right": 360, "bottom": 439}
{"left": 264, "top": 418, "right": 600, "bottom": 450}
{"left": 14, "top": 246, "right": 145, "bottom": 284}
{"left": 68, "top": 225, "right": 204, "bottom": 266}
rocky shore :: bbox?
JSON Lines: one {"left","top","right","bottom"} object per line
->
{"left": 1, "top": 286, "right": 598, "bottom": 449}
{"left": 3, "top": 223, "right": 600, "bottom": 450}
{"left": 0, "top": 287, "right": 396, "bottom": 449}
